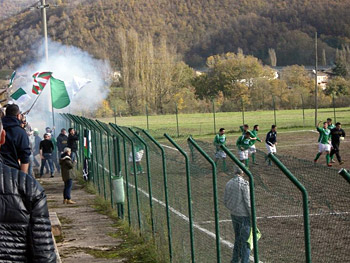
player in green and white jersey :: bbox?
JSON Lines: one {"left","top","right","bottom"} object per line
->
{"left": 327, "top": 118, "right": 335, "bottom": 130}
{"left": 249, "top": 125, "right": 262, "bottom": 164}
{"left": 314, "top": 121, "right": 332, "bottom": 167}
{"left": 240, "top": 124, "right": 261, "bottom": 164}
{"left": 236, "top": 132, "right": 251, "bottom": 167}
{"left": 214, "top": 128, "right": 227, "bottom": 170}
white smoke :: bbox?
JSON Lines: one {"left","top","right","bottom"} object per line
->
{"left": 12, "top": 38, "right": 112, "bottom": 134}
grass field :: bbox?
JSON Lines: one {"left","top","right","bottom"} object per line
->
{"left": 82, "top": 113, "right": 350, "bottom": 262}
{"left": 100, "top": 107, "right": 350, "bottom": 137}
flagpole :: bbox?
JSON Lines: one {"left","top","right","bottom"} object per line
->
{"left": 24, "top": 89, "right": 45, "bottom": 115}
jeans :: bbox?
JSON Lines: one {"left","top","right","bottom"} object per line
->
{"left": 63, "top": 179, "right": 73, "bottom": 200}
{"left": 28, "top": 154, "right": 34, "bottom": 177}
{"left": 231, "top": 215, "right": 251, "bottom": 263}
{"left": 40, "top": 153, "right": 54, "bottom": 176}
{"left": 71, "top": 152, "right": 77, "bottom": 162}
{"left": 52, "top": 150, "right": 60, "bottom": 172}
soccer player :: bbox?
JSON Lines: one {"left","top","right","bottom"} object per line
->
{"left": 240, "top": 124, "right": 249, "bottom": 135}
{"left": 330, "top": 122, "right": 346, "bottom": 165}
{"left": 236, "top": 132, "right": 251, "bottom": 167}
{"left": 129, "top": 131, "right": 145, "bottom": 174}
{"left": 327, "top": 118, "right": 335, "bottom": 130}
{"left": 265, "top": 125, "right": 277, "bottom": 166}
{"left": 249, "top": 125, "right": 261, "bottom": 165}
{"left": 314, "top": 121, "right": 332, "bottom": 167}
{"left": 240, "top": 124, "right": 261, "bottom": 164}
{"left": 214, "top": 128, "right": 227, "bottom": 170}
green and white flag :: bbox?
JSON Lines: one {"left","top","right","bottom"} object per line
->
{"left": 50, "top": 76, "right": 70, "bottom": 109}
{"left": 10, "top": 87, "right": 31, "bottom": 104}
{"left": 8, "top": 71, "right": 16, "bottom": 88}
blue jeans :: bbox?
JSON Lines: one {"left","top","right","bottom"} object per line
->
{"left": 28, "top": 154, "right": 34, "bottom": 177}
{"left": 40, "top": 153, "right": 54, "bottom": 176}
{"left": 231, "top": 215, "right": 251, "bottom": 263}
{"left": 63, "top": 179, "right": 73, "bottom": 200}
{"left": 71, "top": 152, "right": 77, "bottom": 162}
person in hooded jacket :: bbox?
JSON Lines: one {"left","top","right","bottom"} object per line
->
{"left": 60, "top": 147, "right": 76, "bottom": 204}
{"left": 0, "top": 104, "right": 30, "bottom": 173}
{"left": 57, "top": 128, "right": 68, "bottom": 154}
{"left": 0, "top": 117, "right": 56, "bottom": 262}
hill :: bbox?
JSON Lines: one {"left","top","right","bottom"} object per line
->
{"left": 0, "top": 0, "right": 350, "bottom": 69}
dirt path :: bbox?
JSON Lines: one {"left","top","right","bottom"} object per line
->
{"left": 39, "top": 175, "right": 125, "bottom": 263}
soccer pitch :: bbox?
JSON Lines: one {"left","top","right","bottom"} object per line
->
{"left": 100, "top": 107, "right": 350, "bottom": 137}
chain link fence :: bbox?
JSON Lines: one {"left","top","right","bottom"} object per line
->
{"left": 56, "top": 113, "right": 350, "bottom": 263}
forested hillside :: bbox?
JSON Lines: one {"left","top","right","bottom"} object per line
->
{"left": 1, "top": 0, "right": 350, "bottom": 69}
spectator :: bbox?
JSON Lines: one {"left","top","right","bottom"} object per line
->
{"left": 46, "top": 127, "right": 60, "bottom": 173}
{"left": 0, "top": 104, "right": 30, "bottom": 173}
{"left": 60, "top": 147, "right": 76, "bottom": 204}
{"left": 67, "top": 128, "right": 79, "bottom": 162}
{"left": 40, "top": 133, "right": 55, "bottom": 178}
{"left": 224, "top": 166, "right": 251, "bottom": 263}
{"left": 57, "top": 128, "right": 68, "bottom": 154}
{"left": 0, "top": 117, "right": 56, "bottom": 262}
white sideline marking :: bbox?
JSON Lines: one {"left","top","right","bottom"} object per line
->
{"left": 199, "top": 211, "right": 350, "bottom": 224}
{"left": 97, "top": 164, "right": 261, "bottom": 262}
{"left": 160, "top": 143, "right": 188, "bottom": 154}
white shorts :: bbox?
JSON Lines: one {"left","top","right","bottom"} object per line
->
{"left": 249, "top": 145, "right": 256, "bottom": 154}
{"left": 238, "top": 149, "right": 249, "bottom": 160}
{"left": 318, "top": 143, "right": 331, "bottom": 153}
{"left": 129, "top": 150, "right": 144, "bottom": 162}
{"left": 266, "top": 143, "right": 276, "bottom": 154}
{"left": 215, "top": 150, "right": 226, "bottom": 159}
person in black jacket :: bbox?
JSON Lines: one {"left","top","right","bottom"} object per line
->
{"left": 39, "top": 133, "right": 55, "bottom": 178}
{"left": 0, "top": 118, "right": 56, "bottom": 262}
{"left": 0, "top": 104, "right": 31, "bottom": 173}
{"left": 330, "top": 122, "right": 346, "bottom": 165}
{"left": 57, "top": 128, "right": 68, "bottom": 154}
{"left": 67, "top": 128, "right": 79, "bottom": 162}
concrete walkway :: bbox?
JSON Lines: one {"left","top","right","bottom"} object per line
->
{"left": 39, "top": 175, "right": 125, "bottom": 263}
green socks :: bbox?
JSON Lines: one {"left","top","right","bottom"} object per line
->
{"left": 245, "top": 159, "right": 249, "bottom": 168}
{"left": 326, "top": 154, "right": 330, "bottom": 165}
{"left": 314, "top": 152, "right": 322, "bottom": 161}
{"left": 252, "top": 153, "right": 256, "bottom": 163}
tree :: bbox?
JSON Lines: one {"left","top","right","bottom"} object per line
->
{"left": 325, "top": 76, "right": 350, "bottom": 96}
{"left": 269, "top": 48, "right": 277, "bottom": 67}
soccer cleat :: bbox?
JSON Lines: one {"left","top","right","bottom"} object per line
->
{"left": 327, "top": 164, "right": 332, "bottom": 167}
{"left": 339, "top": 161, "right": 344, "bottom": 165}
{"left": 50, "top": 174, "right": 54, "bottom": 178}
{"left": 330, "top": 159, "right": 336, "bottom": 163}
{"left": 314, "top": 159, "right": 317, "bottom": 163}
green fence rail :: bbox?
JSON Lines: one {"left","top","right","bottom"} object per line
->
{"left": 54, "top": 113, "right": 349, "bottom": 263}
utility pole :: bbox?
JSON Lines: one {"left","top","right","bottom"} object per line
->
{"left": 39, "top": 0, "right": 49, "bottom": 62}
{"left": 314, "top": 32, "right": 318, "bottom": 127}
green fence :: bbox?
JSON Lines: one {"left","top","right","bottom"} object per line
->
{"left": 55, "top": 113, "right": 350, "bottom": 263}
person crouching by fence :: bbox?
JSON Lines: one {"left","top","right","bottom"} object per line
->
{"left": 60, "top": 147, "right": 76, "bottom": 204}
{"left": 224, "top": 166, "right": 251, "bottom": 263}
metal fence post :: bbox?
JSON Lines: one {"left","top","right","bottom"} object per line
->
{"left": 301, "top": 94, "right": 305, "bottom": 127}
{"left": 175, "top": 103, "right": 180, "bottom": 138}
{"left": 110, "top": 126, "right": 132, "bottom": 226}
{"left": 212, "top": 98, "right": 216, "bottom": 135}
{"left": 187, "top": 137, "right": 221, "bottom": 263}
{"left": 86, "top": 119, "right": 101, "bottom": 194}
{"left": 146, "top": 104, "right": 150, "bottom": 130}
{"left": 273, "top": 96, "right": 277, "bottom": 126}
{"left": 268, "top": 153, "right": 312, "bottom": 263}
{"left": 110, "top": 124, "right": 142, "bottom": 234}
{"left": 142, "top": 129, "right": 173, "bottom": 262}
{"left": 96, "top": 120, "right": 114, "bottom": 207}
{"left": 221, "top": 145, "right": 259, "bottom": 263}
{"left": 338, "top": 168, "right": 350, "bottom": 184}
{"left": 112, "top": 135, "right": 124, "bottom": 219}
{"left": 241, "top": 97, "right": 245, "bottom": 125}
{"left": 129, "top": 128, "right": 155, "bottom": 237}
{"left": 332, "top": 93, "right": 336, "bottom": 122}
{"left": 164, "top": 133, "right": 195, "bottom": 263}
